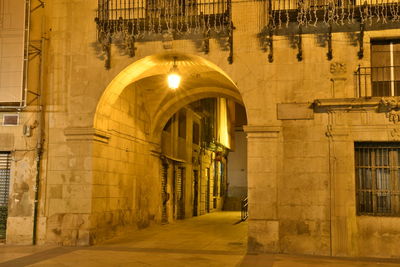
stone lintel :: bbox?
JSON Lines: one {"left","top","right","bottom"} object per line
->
{"left": 314, "top": 97, "right": 381, "bottom": 112}
{"left": 64, "top": 127, "right": 111, "bottom": 144}
{"left": 243, "top": 125, "right": 281, "bottom": 139}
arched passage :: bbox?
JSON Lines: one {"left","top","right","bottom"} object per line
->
{"left": 92, "top": 52, "right": 248, "bottom": 244}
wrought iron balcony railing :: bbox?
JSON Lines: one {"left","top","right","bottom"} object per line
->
{"left": 268, "top": 0, "right": 400, "bottom": 28}
{"left": 95, "top": 0, "right": 233, "bottom": 68}
{"left": 355, "top": 66, "right": 400, "bottom": 97}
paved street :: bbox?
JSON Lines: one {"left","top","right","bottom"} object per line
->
{"left": 0, "top": 212, "right": 399, "bottom": 267}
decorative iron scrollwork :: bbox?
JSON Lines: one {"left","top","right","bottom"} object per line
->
{"left": 95, "top": 0, "right": 233, "bottom": 69}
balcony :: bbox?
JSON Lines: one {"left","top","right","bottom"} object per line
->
{"left": 355, "top": 66, "right": 400, "bottom": 97}
{"left": 268, "top": 0, "right": 400, "bottom": 28}
{"left": 96, "top": 0, "right": 231, "bottom": 38}
{"left": 95, "top": 0, "right": 233, "bottom": 68}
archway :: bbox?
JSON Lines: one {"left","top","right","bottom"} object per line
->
{"left": 92, "top": 52, "right": 248, "bottom": 243}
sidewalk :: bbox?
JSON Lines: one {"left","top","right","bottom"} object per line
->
{"left": 0, "top": 212, "right": 398, "bottom": 267}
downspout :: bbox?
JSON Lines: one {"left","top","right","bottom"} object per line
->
{"left": 32, "top": 17, "right": 46, "bottom": 245}
{"left": 21, "top": 0, "right": 31, "bottom": 109}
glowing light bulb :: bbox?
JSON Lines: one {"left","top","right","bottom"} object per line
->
{"left": 167, "top": 72, "right": 181, "bottom": 90}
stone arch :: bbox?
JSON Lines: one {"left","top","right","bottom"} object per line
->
{"left": 94, "top": 52, "right": 245, "bottom": 134}
{"left": 91, "top": 52, "right": 247, "bottom": 244}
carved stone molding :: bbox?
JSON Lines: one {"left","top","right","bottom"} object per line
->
{"left": 314, "top": 98, "right": 381, "bottom": 112}
{"left": 379, "top": 97, "right": 400, "bottom": 124}
{"left": 386, "top": 110, "right": 400, "bottom": 124}
{"left": 64, "top": 127, "right": 111, "bottom": 144}
{"left": 330, "top": 62, "right": 346, "bottom": 75}
{"left": 325, "top": 125, "right": 349, "bottom": 140}
{"left": 243, "top": 125, "right": 281, "bottom": 139}
{"left": 379, "top": 97, "right": 400, "bottom": 110}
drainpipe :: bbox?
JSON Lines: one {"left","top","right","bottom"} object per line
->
{"left": 32, "top": 18, "right": 46, "bottom": 245}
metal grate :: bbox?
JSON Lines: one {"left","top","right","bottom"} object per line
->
{"left": 355, "top": 143, "right": 400, "bottom": 216}
{"left": 0, "top": 152, "right": 11, "bottom": 240}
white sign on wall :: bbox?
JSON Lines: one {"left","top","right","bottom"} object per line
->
{"left": 0, "top": 0, "right": 26, "bottom": 104}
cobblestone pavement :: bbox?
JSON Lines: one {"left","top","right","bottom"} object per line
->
{"left": 0, "top": 212, "right": 399, "bottom": 267}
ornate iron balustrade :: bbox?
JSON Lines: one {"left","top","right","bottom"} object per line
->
{"left": 95, "top": 0, "right": 233, "bottom": 68}
{"left": 269, "top": 0, "right": 400, "bottom": 28}
{"left": 262, "top": 1, "right": 400, "bottom": 62}
{"left": 355, "top": 66, "right": 400, "bottom": 97}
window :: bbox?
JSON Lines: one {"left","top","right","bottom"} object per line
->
{"left": 355, "top": 143, "right": 400, "bottom": 216}
{"left": 371, "top": 40, "right": 400, "bottom": 96}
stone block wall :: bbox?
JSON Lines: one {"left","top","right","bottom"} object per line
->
{"left": 1, "top": 0, "right": 399, "bottom": 259}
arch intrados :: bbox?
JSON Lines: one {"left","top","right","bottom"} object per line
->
{"left": 95, "top": 52, "right": 239, "bottom": 120}
{"left": 150, "top": 86, "right": 244, "bottom": 143}
{"left": 94, "top": 52, "right": 246, "bottom": 142}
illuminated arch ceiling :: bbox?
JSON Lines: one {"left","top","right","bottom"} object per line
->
{"left": 95, "top": 52, "right": 243, "bottom": 138}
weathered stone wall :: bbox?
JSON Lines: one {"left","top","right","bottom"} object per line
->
{"left": 91, "top": 84, "right": 160, "bottom": 243}
{"left": 2, "top": 0, "right": 398, "bottom": 259}
{"left": 0, "top": 112, "right": 38, "bottom": 245}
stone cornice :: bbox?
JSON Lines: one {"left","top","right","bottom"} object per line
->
{"left": 314, "top": 97, "right": 400, "bottom": 124}
{"left": 64, "top": 127, "right": 111, "bottom": 144}
{"left": 313, "top": 97, "right": 381, "bottom": 111}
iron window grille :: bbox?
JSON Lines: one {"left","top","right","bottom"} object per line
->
{"left": 355, "top": 142, "right": 400, "bottom": 216}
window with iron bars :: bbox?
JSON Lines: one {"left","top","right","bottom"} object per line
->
{"left": 355, "top": 142, "right": 400, "bottom": 216}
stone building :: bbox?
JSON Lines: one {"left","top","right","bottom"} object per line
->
{"left": 1, "top": 0, "right": 400, "bottom": 260}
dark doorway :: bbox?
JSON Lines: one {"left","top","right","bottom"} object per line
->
{"left": 175, "top": 166, "right": 185, "bottom": 220}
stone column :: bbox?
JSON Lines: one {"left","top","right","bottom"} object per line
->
{"left": 41, "top": 127, "right": 110, "bottom": 246}
{"left": 244, "top": 125, "right": 281, "bottom": 253}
